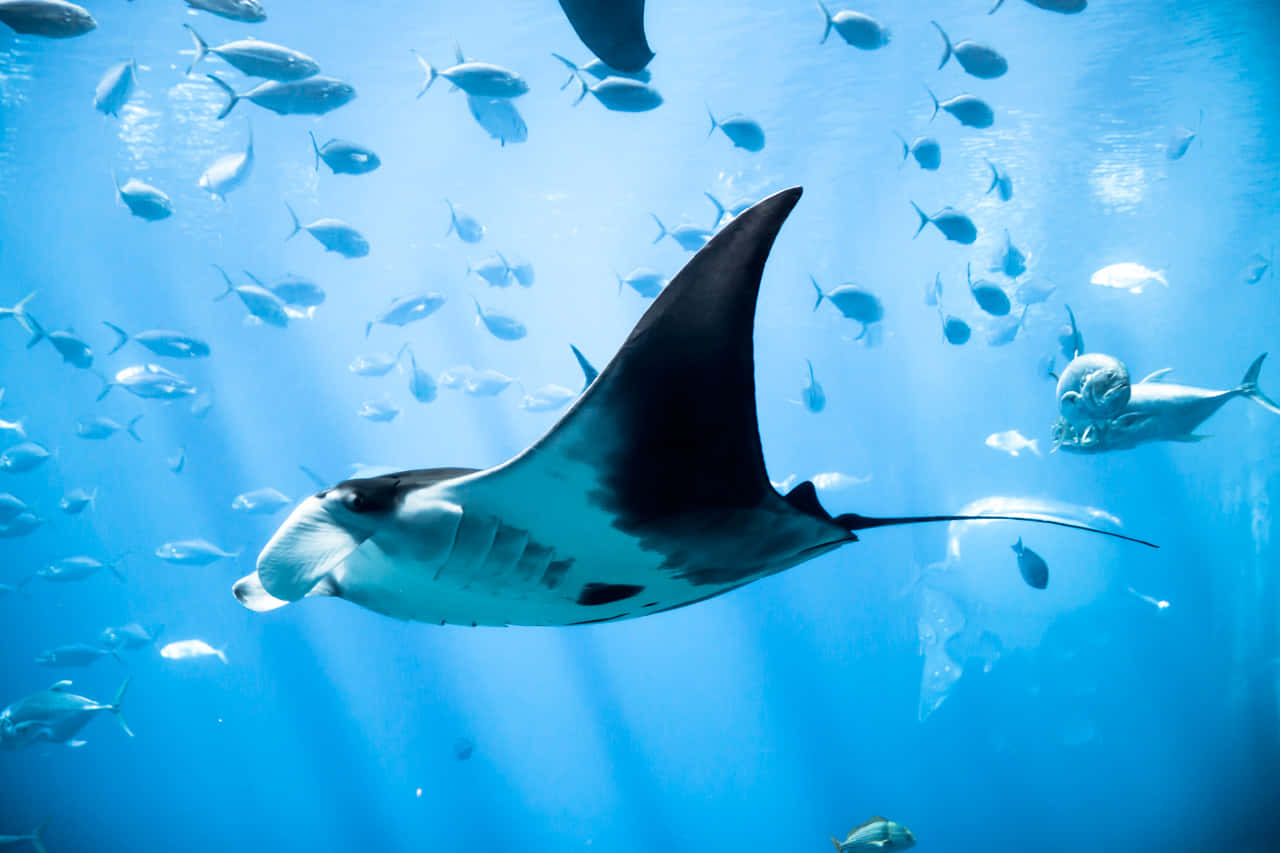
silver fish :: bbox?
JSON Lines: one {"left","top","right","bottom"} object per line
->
{"left": 445, "top": 199, "right": 485, "bottom": 243}
{"left": 112, "top": 174, "right": 172, "bottom": 221}
{"left": 0, "top": 678, "right": 131, "bottom": 750}
{"left": 155, "top": 539, "right": 240, "bottom": 566}
{"left": 309, "top": 132, "right": 381, "bottom": 174}
{"left": 103, "top": 324, "right": 211, "bottom": 358}
{"left": 0, "top": 0, "right": 95, "bottom": 38}
{"left": 706, "top": 106, "right": 765, "bottom": 152}
{"left": 284, "top": 204, "right": 368, "bottom": 258}
{"left": 412, "top": 50, "right": 528, "bottom": 98}
{"left": 94, "top": 58, "right": 137, "bottom": 117}
{"left": 184, "top": 0, "right": 265, "bottom": 23}
{"left": 473, "top": 298, "right": 526, "bottom": 341}
{"left": 185, "top": 25, "right": 316, "bottom": 80}
{"left": 816, "top": 2, "right": 890, "bottom": 49}
{"left": 206, "top": 73, "right": 355, "bottom": 120}
{"left": 366, "top": 292, "right": 446, "bottom": 337}
{"left": 925, "top": 87, "right": 994, "bottom": 128}
{"left": 199, "top": 129, "right": 254, "bottom": 199}
{"left": 214, "top": 268, "right": 290, "bottom": 328}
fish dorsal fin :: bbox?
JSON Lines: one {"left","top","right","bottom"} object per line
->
{"left": 493, "top": 188, "right": 802, "bottom": 523}
{"left": 1140, "top": 368, "right": 1173, "bottom": 383}
{"left": 48, "top": 680, "right": 73, "bottom": 691}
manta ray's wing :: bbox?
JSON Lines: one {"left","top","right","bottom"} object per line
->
{"left": 558, "top": 0, "right": 654, "bottom": 73}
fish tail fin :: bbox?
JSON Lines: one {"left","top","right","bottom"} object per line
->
{"left": 649, "top": 213, "right": 667, "bottom": 244}
{"left": 925, "top": 85, "right": 939, "bottom": 121}
{"left": 806, "top": 358, "right": 815, "bottom": 381}
{"left": 444, "top": 198, "right": 456, "bottom": 236}
{"left": 93, "top": 371, "right": 114, "bottom": 402}
{"left": 13, "top": 417, "right": 25, "bottom": 438}
{"left": 211, "top": 264, "right": 235, "bottom": 301}
{"left": 810, "top": 275, "right": 825, "bottom": 311}
{"left": 410, "top": 49, "right": 436, "bottom": 97}
{"left": 705, "top": 103, "right": 718, "bottom": 137}
{"left": 471, "top": 295, "right": 484, "bottom": 319}
{"left": 1238, "top": 353, "right": 1280, "bottom": 415}
{"left": 988, "top": 0, "right": 1006, "bottom": 13}
{"left": 24, "top": 313, "right": 45, "bottom": 350}
{"left": 892, "top": 130, "right": 908, "bottom": 163}
{"left": 614, "top": 270, "right": 625, "bottom": 295}
{"left": 217, "top": 648, "right": 228, "bottom": 664}
{"left": 103, "top": 321, "right": 129, "bottom": 354}
{"left": 308, "top": 131, "right": 321, "bottom": 171}
{"left": 985, "top": 159, "right": 999, "bottom": 194}
{"left": 704, "top": 191, "right": 726, "bottom": 227}
{"left": 0, "top": 290, "right": 38, "bottom": 335}
{"left": 364, "top": 321, "right": 373, "bottom": 338}
{"left": 183, "top": 23, "right": 207, "bottom": 76}
{"left": 931, "top": 21, "right": 952, "bottom": 69}
{"left": 283, "top": 202, "right": 302, "bottom": 241}
{"left": 1028, "top": 439, "right": 1041, "bottom": 457}
{"left": 816, "top": 1, "right": 832, "bottom": 43}
{"left": 831, "top": 837, "right": 841, "bottom": 853}
{"left": 911, "top": 201, "right": 929, "bottom": 238}
{"left": 88, "top": 487, "right": 98, "bottom": 511}
{"left": 205, "top": 73, "right": 238, "bottom": 120}
{"left": 572, "top": 77, "right": 589, "bottom": 106}
{"left": 106, "top": 552, "right": 128, "bottom": 582}
{"left": 29, "top": 818, "right": 49, "bottom": 853}
{"left": 126, "top": 415, "right": 143, "bottom": 443}
{"left": 109, "top": 676, "right": 133, "bottom": 737}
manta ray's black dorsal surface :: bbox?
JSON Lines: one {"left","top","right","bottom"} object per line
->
{"left": 558, "top": 0, "right": 653, "bottom": 72}
{"left": 239, "top": 186, "right": 1154, "bottom": 628}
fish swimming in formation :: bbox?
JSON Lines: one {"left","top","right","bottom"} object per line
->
{"left": 985, "top": 159, "right": 1013, "bottom": 201}
{"left": 284, "top": 204, "right": 368, "bottom": 258}
{"left": 0, "top": 677, "right": 131, "bottom": 750}
{"left": 617, "top": 267, "right": 667, "bottom": 298}
{"left": 199, "top": 129, "right": 254, "bottom": 199}
{"left": 0, "top": 0, "right": 95, "bottom": 38}
{"left": 0, "top": 441, "right": 52, "bottom": 473}
{"left": 706, "top": 106, "right": 766, "bottom": 152}
{"left": 911, "top": 203, "right": 977, "bottom": 244}
{"left": 24, "top": 318, "right": 93, "bottom": 368}
{"left": 104, "top": 364, "right": 197, "bottom": 401}
{"left": 893, "top": 132, "right": 940, "bottom": 170}
{"left": 985, "top": 429, "right": 1039, "bottom": 457}
{"left": 968, "top": 264, "right": 1011, "bottom": 316}
{"left": 0, "top": 818, "right": 47, "bottom": 852}
{"left": 184, "top": 0, "right": 265, "bottom": 23}
{"left": 1166, "top": 110, "right": 1203, "bottom": 160}
{"left": 94, "top": 58, "right": 137, "bottom": 117}
{"left": 932, "top": 21, "right": 1007, "bottom": 78}
{"left": 556, "top": 0, "right": 653, "bottom": 73}
{"left": 112, "top": 174, "right": 173, "bottom": 221}
{"left": 445, "top": 200, "right": 485, "bottom": 243}
{"left": 214, "top": 267, "right": 290, "bottom": 328}
{"left": 232, "top": 488, "right": 293, "bottom": 515}
{"left": 466, "top": 94, "right": 528, "bottom": 146}
{"left": 473, "top": 298, "right": 527, "bottom": 342}
{"left": 554, "top": 55, "right": 663, "bottom": 112}
{"left": 650, "top": 214, "right": 713, "bottom": 252}
{"left": 801, "top": 360, "right": 826, "bottom": 413}
{"left": 37, "top": 555, "right": 125, "bottom": 583}
{"left": 103, "top": 324, "right": 211, "bottom": 358}
{"left": 406, "top": 348, "right": 438, "bottom": 403}
{"left": 366, "top": 292, "right": 446, "bottom": 337}
{"left": 925, "top": 87, "right": 994, "bottom": 128}
{"left": 1011, "top": 537, "right": 1049, "bottom": 588}
{"left": 816, "top": 2, "right": 890, "bottom": 49}
{"left": 349, "top": 348, "right": 406, "bottom": 377}
{"left": 1090, "top": 262, "right": 1166, "bottom": 294}
{"left": 75, "top": 415, "right": 142, "bottom": 442}
{"left": 309, "top": 132, "right": 380, "bottom": 175}
{"left": 100, "top": 622, "right": 163, "bottom": 651}
{"left": 357, "top": 398, "right": 400, "bottom": 423}
{"left": 811, "top": 275, "right": 883, "bottom": 338}
{"left": 36, "top": 643, "right": 122, "bottom": 668}
{"left": 1242, "top": 249, "right": 1272, "bottom": 285}
{"left": 156, "top": 539, "right": 240, "bottom": 566}
{"left": 831, "top": 816, "right": 916, "bottom": 852}
{"left": 206, "top": 73, "right": 355, "bottom": 120}
{"left": 160, "top": 640, "right": 227, "bottom": 664}
{"left": 555, "top": 55, "right": 651, "bottom": 89}
{"left": 231, "top": 188, "right": 1152, "bottom": 627}
{"left": 185, "top": 25, "right": 317, "bottom": 80}
{"left": 412, "top": 49, "right": 529, "bottom": 99}
{"left": 989, "top": 0, "right": 1086, "bottom": 13}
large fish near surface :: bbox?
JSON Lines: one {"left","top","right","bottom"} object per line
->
{"left": 0, "top": 677, "right": 132, "bottom": 749}
{"left": 557, "top": 0, "right": 652, "bottom": 73}
{"left": 233, "top": 188, "right": 1154, "bottom": 627}
{"left": 1054, "top": 355, "right": 1280, "bottom": 453}
{"left": 0, "top": 0, "right": 95, "bottom": 38}
{"left": 184, "top": 0, "right": 265, "bottom": 23}
{"left": 205, "top": 73, "right": 355, "bottom": 120}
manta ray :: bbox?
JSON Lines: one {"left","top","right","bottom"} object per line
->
{"left": 234, "top": 187, "right": 1153, "bottom": 627}
{"left": 557, "top": 0, "right": 652, "bottom": 73}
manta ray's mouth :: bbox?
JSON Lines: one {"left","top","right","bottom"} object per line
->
{"left": 255, "top": 496, "right": 369, "bottom": 601}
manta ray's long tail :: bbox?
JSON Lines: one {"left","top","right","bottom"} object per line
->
{"left": 1238, "top": 353, "right": 1280, "bottom": 415}
{"left": 835, "top": 510, "right": 1159, "bottom": 548}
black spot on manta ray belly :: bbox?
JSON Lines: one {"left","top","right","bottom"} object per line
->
{"left": 576, "top": 582, "right": 644, "bottom": 606}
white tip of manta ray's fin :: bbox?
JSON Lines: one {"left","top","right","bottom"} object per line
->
{"left": 233, "top": 572, "right": 290, "bottom": 612}
{"left": 254, "top": 497, "right": 364, "bottom": 601}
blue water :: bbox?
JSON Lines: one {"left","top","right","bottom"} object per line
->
{"left": 2, "top": 0, "right": 1278, "bottom": 850}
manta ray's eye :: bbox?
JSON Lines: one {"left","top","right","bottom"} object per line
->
{"left": 347, "top": 493, "right": 370, "bottom": 513}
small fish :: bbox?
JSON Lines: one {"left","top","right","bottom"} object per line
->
{"left": 558, "top": 56, "right": 651, "bottom": 85}
{"left": 366, "top": 292, "right": 446, "bottom": 337}
{"left": 811, "top": 471, "right": 871, "bottom": 491}
{"left": 439, "top": 366, "right": 474, "bottom": 390}
{"left": 412, "top": 50, "right": 528, "bottom": 99}
{"left": 231, "top": 487, "right": 292, "bottom": 515}
{"left": 155, "top": 539, "right": 240, "bottom": 566}
{"left": 989, "top": 0, "right": 1086, "bottom": 13}
{"left": 112, "top": 173, "right": 172, "bottom": 221}
{"left": 59, "top": 487, "right": 97, "bottom": 514}
{"left": 284, "top": 204, "right": 368, "bottom": 258}
{"left": 184, "top": 25, "right": 317, "bottom": 80}
{"left": 811, "top": 276, "right": 884, "bottom": 334}
{"left": 349, "top": 346, "right": 406, "bottom": 377}
{"left": 801, "top": 360, "right": 826, "bottom": 413}
{"left": 357, "top": 398, "right": 400, "bottom": 423}
{"left": 1090, "top": 263, "right": 1167, "bottom": 294}
{"left": 831, "top": 816, "right": 916, "bottom": 853}
{"left": 265, "top": 274, "right": 325, "bottom": 310}
{"left": 1125, "top": 585, "right": 1170, "bottom": 611}
{"left": 94, "top": 58, "right": 137, "bottom": 117}
{"left": 468, "top": 253, "right": 513, "bottom": 287}
{"left": 1015, "top": 277, "right": 1056, "bottom": 305}
{"left": 893, "top": 132, "right": 940, "bottom": 171}
{"left": 453, "top": 736, "right": 475, "bottom": 760}
{"left": 932, "top": 21, "right": 1007, "bottom": 79}
{"left": 37, "top": 555, "right": 125, "bottom": 583}
{"left": 24, "top": 318, "right": 93, "bottom": 368}
{"left": 1166, "top": 109, "right": 1203, "bottom": 160}
{"left": 706, "top": 106, "right": 765, "bottom": 152}
{"left": 1011, "top": 537, "right": 1049, "bottom": 589}
{"left": 1243, "top": 249, "right": 1272, "bottom": 285}
{"left": 986, "top": 307, "right": 1027, "bottom": 346}
{"left": 651, "top": 214, "right": 712, "bottom": 252}
{"left": 100, "top": 622, "right": 163, "bottom": 650}
{"left": 995, "top": 231, "right": 1027, "bottom": 279}
{"left": 214, "top": 268, "right": 290, "bottom": 328}
{"left": 705, "top": 192, "right": 755, "bottom": 227}
{"left": 940, "top": 310, "right": 971, "bottom": 345}
{"left": 309, "top": 132, "right": 380, "bottom": 175}
{"left": 103, "top": 324, "right": 211, "bottom": 358}
{"left": 0, "top": 511, "right": 42, "bottom": 538}
{"left": 911, "top": 202, "right": 977, "bottom": 244}
{"left": 0, "top": 441, "right": 52, "bottom": 473}
{"left": 445, "top": 199, "right": 485, "bottom": 243}
{"left": 0, "top": 492, "right": 28, "bottom": 522}
{"left": 168, "top": 447, "right": 187, "bottom": 473}
{"left": 466, "top": 95, "right": 528, "bottom": 146}
{"left": 985, "top": 429, "right": 1040, "bottom": 457}
{"left": 463, "top": 369, "right": 516, "bottom": 396}
{"left": 520, "top": 385, "right": 577, "bottom": 413}
{"left": 968, "top": 264, "right": 1011, "bottom": 316}
{"left": 206, "top": 73, "right": 355, "bottom": 120}
{"left": 617, "top": 267, "right": 666, "bottom": 298}
{"left": 75, "top": 415, "right": 142, "bottom": 442}
{"left": 472, "top": 298, "right": 527, "bottom": 341}
{"left": 160, "top": 640, "right": 228, "bottom": 664}
{"left": 199, "top": 129, "right": 254, "bottom": 199}
{"left": 510, "top": 258, "right": 532, "bottom": 285}
{"left": 184, "top": 0, "right": 265, "bottom": 23}
{"left": 925, "top": 87, "right": 994, "bottom": 128}
{"left": 405, "top": 348, "right": 437, "bottom": 403}
{"left": 554, "top": 55, "right": 662, "bottom": 112}
{"left": 0, "top": 0, "right": 96, "bottom": 38}
{"left": 816, "top": 2, "right": 890, "bottom": 49}
{"left": 36, "top": 643, "right": 122, "bottom": 668}
{"left": 985, "top": 159, "right": 1013, "bottom": 201}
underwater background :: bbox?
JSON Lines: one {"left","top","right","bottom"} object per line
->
{"left": 1, "top": 0, "right": 1278, "bottom": 850}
